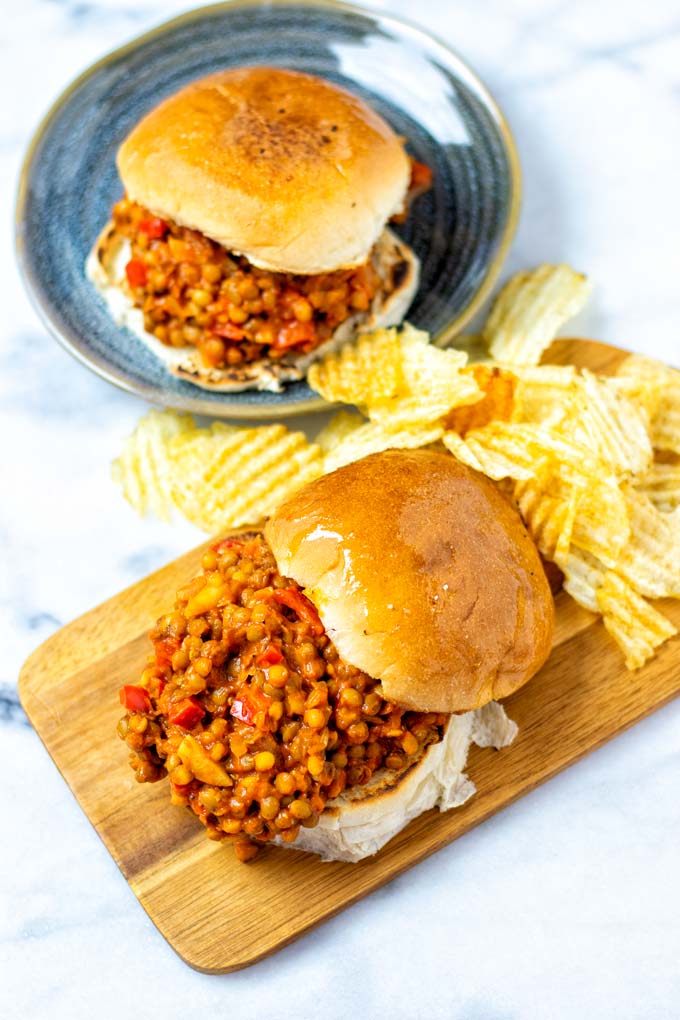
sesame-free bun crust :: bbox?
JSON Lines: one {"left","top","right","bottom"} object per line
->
{"left": 117, "top": 67, "right": 411, "bottom": 275}
{"left": 265, "top": 449, "right": 555, "bottom": 712}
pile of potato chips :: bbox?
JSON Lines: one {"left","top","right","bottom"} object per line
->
{"left": 112, "top": 264, "right": 680, "bottom": 671}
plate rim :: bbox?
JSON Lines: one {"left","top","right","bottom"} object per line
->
{"left": 14, "top": 0, "right": 521, "bottom": 420}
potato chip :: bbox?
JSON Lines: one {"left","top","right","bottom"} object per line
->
{"left": 554, "top": 545, "right": 606, "bottom": 614}
{"left": 562, "top": 371, "right": 652, "bottom": 477}
{"left": 613, "top": 491, "right": 680, "bottom": 597}
{"left": 323, "top": 421, "right": 443, "bottom": 474}
{"left": 308, "top": 324, "right": 482, "bottom": 424}
{"left": 569, "top": 478, "right": 630, "bottom": 567}
{"left": 447, "top": 422, "right": 598, "bottom": 482}
{"left": 510, "top": 364, "right": 579, "bottom": 428}
{"left": 443, "top": 430, "right": 535, "bottom": 481}
{"left": 483, "top": 264, "right": 592, "bottom": 366}
{"left": 635, "top": 461, "right": 680, "bottom": 512}
{"left": 614, "top": 353, "right": 669, "bottom": 418}
{"left": 167, "top": 423, "right": 323, "bottom": 532}
{"left": 366, "top": 334, "right": 481, "bottom": 426}
{"left": 443, "top": 364, "right": 517, "bottom": 434}
{"left": 596, "top": 571, "right": 677, "bottom": 669}
{"left": 615, "top": 354, "right": 680, "bottom": 453}
{"left": 512, "top": 475, "right": 578, "bottom": 561}
{"left": 315, "top": 411, "right": 365, "bottom": 454}
{"left": 111, "top": 409, "right": 194, "bottom": 521}
{"left": 307, "top": 325, "right": 424, "bottom": 407}
{"left": 653, "top": 384, "right": 680, "bottom": 455}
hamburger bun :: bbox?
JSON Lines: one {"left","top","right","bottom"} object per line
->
{"left": 116, "top": 66, "right": 411, "bottom": 275}
{"left": 265, "top": 448, "right": 555, "bottom": 713}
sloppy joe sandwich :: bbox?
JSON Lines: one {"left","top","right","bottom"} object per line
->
{"left": 117, "top": 449, "right": 554, "bottom": 862}
{"left": 88, "top": 66, "right": 426, "bottom": 392}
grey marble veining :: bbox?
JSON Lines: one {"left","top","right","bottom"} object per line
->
{"left": 3, "top": 1, "right": 680, "bottom": 1018}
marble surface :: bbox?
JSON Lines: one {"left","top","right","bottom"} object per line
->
{"left": 3, "top": 1, "right": 680, "bottom": 1017}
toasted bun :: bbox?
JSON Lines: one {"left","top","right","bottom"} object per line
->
{"left": 274, "top": 701, "right": 517, "bottom": 862}
{"left": 117, "top": 67, "right": 411, "bottom": 274}
{"left": 265, "top": 449, "right": 555, "bottom": 713}
{"left": 85, "top": 225, "right": 419, "bottom": 392}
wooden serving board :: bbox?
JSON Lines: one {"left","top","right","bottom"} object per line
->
{"left": 19, "top": 339, "right": 680, "bottom": 973}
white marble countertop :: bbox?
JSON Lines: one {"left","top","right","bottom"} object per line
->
{"left": 3, "top": 1, "right": 680, "bottom": 1017}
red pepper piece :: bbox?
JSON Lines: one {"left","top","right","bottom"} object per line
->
{"left": 154, "top": 636, "right": 179, "bottom": 670}
{"left": 125, "top": 258, "right": 148, "bottom": 288}
{"left": 139, "top": 216, "right": 168, "bottom": 239}
{"left": 272, "top": 321, "right": 317, "bottom": 351}
{"left": 256, "top": 645, "right": 284, "bottom": 666}
{"left": 231, "top": 686, "right": 272, "bottom": 727}
{"left": 168, "top": 697, "right": 205, "bottom": 729}
{"left": 211, "top": 536, "right": 262, "bottom": 560}
{"left": 119, "top": 685, "right": 152, "bottom": 713}
{"left": 272, "top": 588, "right": 325, "bottom": 635}
{"left": 211, "top": 322, "right": 246, "bottom": 341}
{"left": 211, "top": 537, "right": 244, "bottom": 554}
{"left": 230, "top": 699, "right": 254, "bottom": 725}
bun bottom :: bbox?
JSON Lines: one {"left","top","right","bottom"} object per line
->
{"left": 86, "top": 226, "right": 420, "bottom": 393}
{"left": 274, "top": 701, "right": 517, "bottom": 862}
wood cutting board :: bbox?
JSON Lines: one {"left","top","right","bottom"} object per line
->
{"left": 19, "top": 339, "right": 680, "bottom": 973}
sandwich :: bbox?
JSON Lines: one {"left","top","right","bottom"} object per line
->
{"left": 88, "top": 66, "right": 426, "bottom": 393}
{"left": 117, "top": 448, "right": 555, "bottom": 863}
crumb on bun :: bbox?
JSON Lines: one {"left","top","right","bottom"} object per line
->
{"left": 265, "top": 449, "right": 555, "bottom": 712}
{"left": 117, "top": 66, "right": 411, "bottom": 275}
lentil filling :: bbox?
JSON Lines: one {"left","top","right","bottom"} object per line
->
{"left": 118, "top": 532, "right": 447, "bottom": 861}
{"left": 112, "top": 198, "right": 382, "bottom": 370}
{"left": 110, "top": 160, "right": 431, "bottom": 373}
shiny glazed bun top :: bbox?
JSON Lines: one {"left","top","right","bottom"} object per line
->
{"left": 117, "top": 66, "right": 411, "bottom": 275}
{"left": 265, "top": 449, "right": 555, "bottom": 713}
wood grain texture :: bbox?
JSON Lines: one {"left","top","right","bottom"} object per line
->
{"left": 19, "top": 339, "right": 680, "bottom": 973}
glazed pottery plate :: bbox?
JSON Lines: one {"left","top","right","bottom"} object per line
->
{"left": 16, "top": 0, "right": 520, "bottom": 419}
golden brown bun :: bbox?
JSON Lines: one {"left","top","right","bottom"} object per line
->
{"left": 117, "top": 67, "right": 411, "bottom": 275}
{"left": 265, "top": 449, "right": 555, "bottom": 712}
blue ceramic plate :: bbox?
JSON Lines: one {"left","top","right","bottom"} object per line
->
{"left": 16, "top": 0, "right": 520, "bottom": 419}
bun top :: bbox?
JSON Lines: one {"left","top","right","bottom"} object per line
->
{"left": 117, "top": 66, "right": 411, "bottom": 275}
{"left": 265, "top": 449, "right": 554, "bottom": 713}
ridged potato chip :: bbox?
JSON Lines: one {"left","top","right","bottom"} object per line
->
{"left": 554, "top": 545, "right": 606, "bottom": 614}
{"left": 307, "top": 325, "right": 416, "bottom": 407}
{"left": 596, "top": 571, "right": 677, "bottom": 669}
{"left": 510, "top": 364, "right": 579, "bottom": 428}
{"left": 323, "top": 421, "right": 444, "bottom": 473}
{"left": 563, "top": 372, "right": 652, "bottom": 477}
{"left": 483, "top": 264, "right": 592, "bottom": 366}
{"left": 512, "top": 475, "right": 578, "bottom": 561}
{"left": 568, "top": 478, "right": 630, "bottom": 567}
{"left": 308, "top": 324, "right": 482, "bottom": 425}
{"left": 444, "top": 364, "right": 517, "bottom": 434}
{"left": 167, "top": 423, "right": 323, "bottom": 532}
{"left": 366, "top": 333, "right": 481, "bottom": 426}
{"left": 111, "top": 409, "right": 194, "bottom": 521}
{"left": 615, "top": 354, "right": 680, "bottom": 453}
{"left": 446, "top": 422, "right": 598, "bottom": 483}
{"left": 443, "top": 429, "right": 535, "bottom": 481}
{"left": 613, "top": 492, "right": 680, "bottom": 597}
{"left": 635, "top": 461, "right": 680, "bottom": 512}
